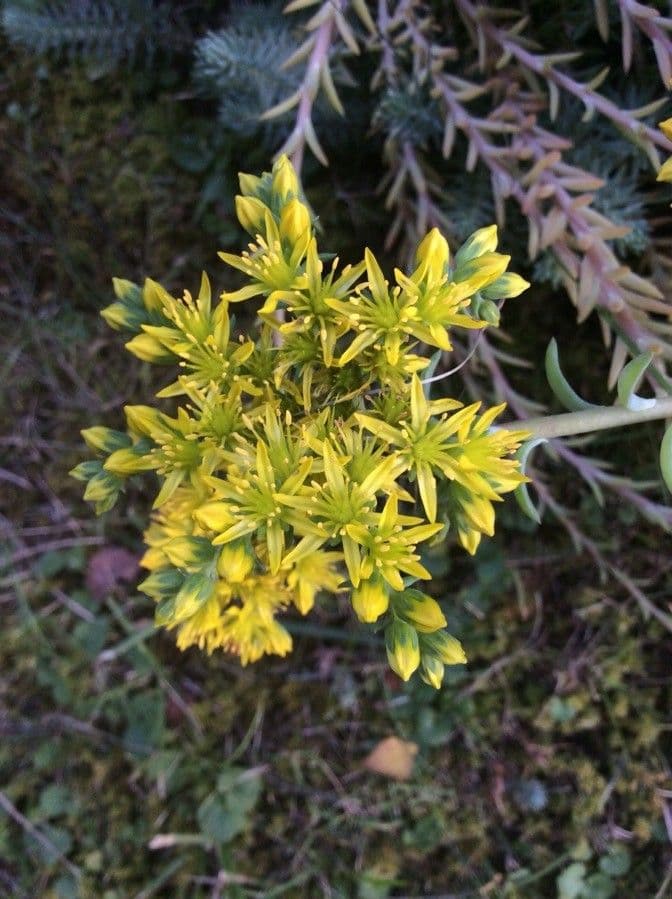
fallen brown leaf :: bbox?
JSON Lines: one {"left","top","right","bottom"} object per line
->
{"left": 363, "top": 735, "right": 418, "bottom": 781}
{"left": 86, "top": 546, "right": 139, "bottom": 600}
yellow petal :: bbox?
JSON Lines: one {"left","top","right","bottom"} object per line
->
{"left": 657, "top": 156, "right": 672, "bottom": 183}
{"left": 365, "top": 248, "right": 388, "bottom": 301}
{"left": 410, "top": 373, "right": 429, "bottom": 433}
{"left": 659, "top": 118, "right": 672, "bottom": 141}
{"left": 416, "top": 461, "right": 437, "bottom": 523}
{"left": 193, "top": 502, "right": 234, "bottom": 532}
{"left": 272, "top": 154, "right": 300, "bottom": 200}
{"left": 352, "top": 577, "right": 389, "bottom": 623}
{"left": 414, "top": 228, "right": 449, "bottom": 283}
{"left": 279, "top": 198, "right": 311, "bottom": 246}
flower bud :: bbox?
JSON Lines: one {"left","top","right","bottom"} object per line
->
{"left": 421, "top": 631, "right": 467, "bottom": 665}
{"left": 272, "top": 154, "right": 300, "bottom": 201}
{"left": 482, "top": 272, "right": 530, "bottom": 300}
{"left": 101, "top": 301, "right": 144, "bottom": 331}
{"left": 482, "top": 299, "right": 501, "bottom": 325}
{"left": 170, "top": 572, "right": 216, "bottom": 625}
{"left": 392, "top": 589, "right": 446, "bottom": 633}
{"left": 217, "top": 540, "right": 254, "bottom": 583}
{"left": 162, "top": 536, "right": 215, "bottom": 571}
{"left": 103, "top": 446, "right": 155, "bottom": 476}
{"left": 70, "top": 460, "right": 102, "bottom": 482}
{"left": 81, "top": 427, "right": 131, "bottom": 454}
{"left": 238, "top": 171, "right": 262, "bottom": 196}
{"left": 415, "top": 227, "right": 449, "bottom": 283}
{"left": 235, "top": 195, "right": 268, "bottom": 235}
{"left": 124, "top": 405, "right": 164, "bottom": 438}
{"left": 142, "top": 278, "right": 172, "bottom": 313}
{"left": 658, "top": 156, "right": 672, "bottom": 183}
{"left": 112, "top": 277, "right": 142, "bottom": 303}
{"left": 352, "top": 576, "right": 389, "bottom": 623}
{"left": 454, "top": 224, "right": 498, "bottom": 267}
{"left": 454, "top": 252, "right": 510, "bottom": 294}
{"left": 83, "top": 470, "right": 122, "bottom": 504}
{"left": 125, "top": 333, "right": 173, "bottom": 363}
{"left": 458, "top": 525, "right": 481, "bottom": 556}
{"left": 193, "top": 501, "right": 235, "bottom": 533}
{"left": 385, "top": 619, "right": 420, "bottom": 681}
{"left": 420, "top": 655, "right": 445, "bottom": 689}
{"left": 138, "top": 567, "right": 184, "bottom": 600}
{"left": 279, "top": 198, "right": 311, "bottom": 247}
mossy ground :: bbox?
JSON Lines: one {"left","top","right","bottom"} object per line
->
{"left": 1, "top": 46, "right": 671, "bottom": 899}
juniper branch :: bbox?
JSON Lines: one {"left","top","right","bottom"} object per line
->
{"left": 616, "top": 0, "right": 672, "bottom": 85}
{"left": 268, "top": 0, "right": 355, "bottom": 171}
{"left": 455, "top": 0, "right": 672, "bottom": 168}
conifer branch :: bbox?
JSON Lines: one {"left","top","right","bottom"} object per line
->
{"left": 267, "top": 0, "right": 355, "bottom": 171}
{"left": 455, "top": 0, "right": 672, "bottom": 169}
{"left": 616, "top": 0, "right": 672, "bottom": 84}
{"left": 377, "top": 0, "right": 672, "bottom": 389}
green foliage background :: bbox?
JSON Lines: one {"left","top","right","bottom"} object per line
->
{"left": 1, "top": 1, "right": 671, "bottom": 897}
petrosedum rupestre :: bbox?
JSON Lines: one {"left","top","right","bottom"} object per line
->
{"left": 72, "top": 155, "right": 530, "bottom": 687}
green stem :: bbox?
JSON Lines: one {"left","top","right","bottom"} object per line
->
{"left": 506, "top": 397, "right": 672, "bottom": 440}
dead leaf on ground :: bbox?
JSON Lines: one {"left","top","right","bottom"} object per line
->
{"left": 363, "top": 736, "right": 418, "bottom": 781}
{"left": 86, "top": 546, "right": 139, "bottom": 600}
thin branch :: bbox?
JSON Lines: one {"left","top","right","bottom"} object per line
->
{"left": 506, "top": 396, "right": 672, "bottom": 440}
{"left": 0, "top": 791, "right": 81, "bottom": 880}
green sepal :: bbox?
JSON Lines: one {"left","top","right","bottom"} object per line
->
{"left": 390, "top": 589, "right": 447, "bottom": 633}
{"left": 162, "top": 536, "right": 216, "bottom": 572}
{"left": 419, "top": 630, "right": 467, "bottom": 665}
{"left": 113, "top": 277, "right": 143, "bottom": 304}
{"left": 385, "top": 618, "right": 420, "bottom": 681}
{"left": 138, "top": 568, "right": 185, "bottom": 601}
{"left": 70, "top": 460, "right": 103, "bottom": 482}
{"left": 104, "top": 444, "right": 156, "bottom": 476}
{"left": 171, "top": 572, "right": 217, "bottom": 624}
{"left": 81, "top": 427, "right": 132, "bottom": 454}
{"left": 101, "top": 301, "right": 148, "bottom": 333}
{"left": 82, "top": 470, "right": 123, "bottom": 514}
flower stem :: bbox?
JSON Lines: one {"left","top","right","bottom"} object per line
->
{"left": 506, "top": 397, "right": 672, "bottom": 440}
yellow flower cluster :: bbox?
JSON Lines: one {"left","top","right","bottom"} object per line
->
{"left": 658, "top": 118, "right": 672, "bottom": 184}
{"left": 73, "top": 155, "right": 530, "bottom": 686}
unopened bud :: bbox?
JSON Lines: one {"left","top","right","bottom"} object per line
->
{"left": 279, "top": 198, "right": 311, "bottom": 247}
{"left": 392, "top": 589, "right": 446, "bottom": 633}
{"left": 421, "top": 631, "right": 467, "bottom": 665}
{"left": 420, "top": 655, "right": 445, "bottom": 689}
{"left": 415, "top": 228, "right": 449, "bottom": 283}
{"left": 217, "top": 540, "right": 254, "bottom": 583}
{"left": 272, "top": 154, "right": 300, "bottom": 201}
{"left": 385, "top": 618, "right": 420, "bottom": 681}
{"left": 352, "top": 576, "right": 389, "bottom": 623}
{"left": 235, "top": 195, "right": 268, "bottom": 235}
{"left": 454, "top": 224, "right": 498, "bottom": 267}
